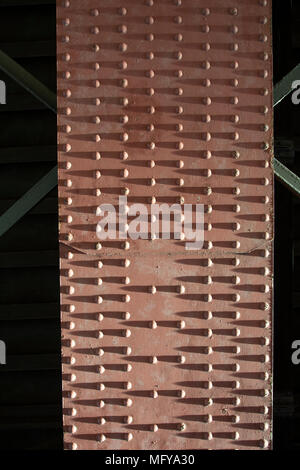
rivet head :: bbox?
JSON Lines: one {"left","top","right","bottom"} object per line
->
{"left": 175, "top": 33, "right": 183, "bottom": 42}
{"left": 174, "top": 16, "right": 183, "bottom": 24}
{"left": 90, "top": 8, "right": 99, "bottom": 16}
{"left": 119, "top": 7, "right": 127, "bottom": 16}
{"left": 230, "top": 25, "right": 239, "bottom": 34}
{"left": 91, "top": 26, "right": 100, "bottom": 35}
{"left": 175, "top": 51, "right": 183, "bottom": 60}
{"left": 145, "top": 16, "right": 154, "bottom": 24}
{"left": 118, "top": 24, "right": 127, "bottom": 34}
{"left": 146, "top": 33, "right": 155, "bottom": 41}
{"left": 201, "top": 8, "right": 210, "bottom": 16}
{"left": 149, "top": 320, "right": 157, "bottom": 329}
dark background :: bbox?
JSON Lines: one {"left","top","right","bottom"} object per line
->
{"left": 0, "top": 0, "right": 298, "bottom": 450}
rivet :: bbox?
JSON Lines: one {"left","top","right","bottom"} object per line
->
{"left": 118, "top": 24, "right": 127, "bottom": 34}
{"left": 91, "top": 26, "right": 100, "bottom": 35}
{"left": 97, "top": 434, "right": 106, "bottom": 443}
{"left": 145, "top": 16, "right": 154, "bottom": 24}
{"left": 203, "top": 60, "right": 211, "bottom": 70}
{"left": 229, "top": 7, "right": 238, "bottom": 15}
{"left": 206, "top": 328, "right": 213, "bottom": 338}
{"left": 64, "top": 107, "right": 72, "bottom": 116}
{"left": 119, "top": 42, "right": 128, "bottom": 52}
{"left": 146, "top": 33, "right": 155, "bottom": 41}
{"left": 175, "top": 87, "right": 183, "bottom": 96}
{"left": 123, "top": 241, "right": 130, "bottom": 250}
{"left": 145, "top": 69, "right": 155, "bottom": 80}
{"left": 177, "top": 285, "right": 185, "bottom": 294}
{"left": 174, "top": 16, "right": 183, "bottom": 24}
{"left": 90, "top": 8, "right": 99, "bottom": 16}
{"left": 203, "top": 132, "right": 211, "bottom": 142}
{"left": 62, "top": 18, "right": 70, "bottom": 27}
{"left": 201, "top": 8, "right": 210, "bottom": 16}
{"left": 175, "top": 33, "right": 183, "bottom": 42}
{"left": 122, "top": 312, "right": 131, "bottom": 320}
{"left": 120, "top": 97, "right": 129, "bottom": 106}
{"left": 177, "top": 422, "right": 186, "bottom": 431}
{"left": 260, "top": 16, "right": 268, "bottom": 24}
{"left": 204, "top": 310, "right": 213, "bottom": 320}
{"left": 149, "top": 320, "right": 157, "bottom": 329}
{"left": 259, "top": 439, "right": 269, "bottom": 449}
{"left": 149, "top": 285, "right": 156, "bottom": 294}
{"left": 177, "top": 355, "right": 186, "bottom": 364}
{"left": 119, "top": 7, "right": 127, "bottom": 16}
{"left": 119, "top": 60, "right": 128, "bottom": 70}
{"left": 175, "top": 51, "right": 183, "bottom": 60}
{"left": 230, "top": 25, "right": 239, "bottom": 34}
{"left": 148, "top": 105, "right": 156, "bottom": 114}
{"left": 202, "top": 96, "right": 212, "bottom": 105}
{"left": 201, "top": 24, "right": 210, "bottom": 33}
{"left": 93, "top": 115, "right": 101, "bottom": 125}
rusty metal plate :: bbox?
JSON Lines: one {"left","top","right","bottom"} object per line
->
{"left": 57, "top": 0, "right": 273, "bottom": 450}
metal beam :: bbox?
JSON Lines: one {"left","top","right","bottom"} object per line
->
{"left": 0, "top": 49, "right": 56, "bottom": 113}
{"left": 0, "top": 167, "right": 57, "bottom": 237}
{"left": 0, "top": 50, "right": 58, "bottom": 236}
{"left": 273, "top": 158, "right": 300, "bottom": 197}
{"left": 273, "top": 63, "right": 300, "bottom": 107}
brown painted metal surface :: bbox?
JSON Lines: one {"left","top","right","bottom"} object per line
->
{"left": 57, "top": 0, "right": 273, "bottom": 450}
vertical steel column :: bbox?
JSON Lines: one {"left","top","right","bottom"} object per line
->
{"left": 57, "top": 0, "right": 273, "bottom": 450}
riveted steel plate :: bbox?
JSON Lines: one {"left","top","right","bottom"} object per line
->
{"left": 57, "top": 0, "right": 273, "bottom": 450}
